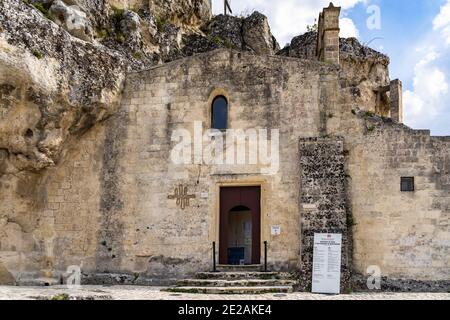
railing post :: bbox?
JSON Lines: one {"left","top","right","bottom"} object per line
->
{"left": 212, "top": 241, "right": 217, "bottom": 272}
{"left": 264, "top": 241, "right": 268, "bottom": 272}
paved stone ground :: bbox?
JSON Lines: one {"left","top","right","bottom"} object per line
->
{"left": 0, "top": 286, "right": 449, "bottom": 300}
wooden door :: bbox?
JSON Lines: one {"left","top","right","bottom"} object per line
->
{"left": 219, "top": 186, "right": 261, "bottom": 265}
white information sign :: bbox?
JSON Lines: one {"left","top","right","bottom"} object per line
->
{"left": 312, "top": 233, "right": 342, "bottom": 294}
{"left": 200, "top": 192, "right": 209, "bottom": 199}
{"left": 271, "top": 226, "right": 281, "bottom": 236}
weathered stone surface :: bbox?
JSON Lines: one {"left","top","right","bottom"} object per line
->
{"left": 49, "top": 0, "right": 94, "bottom": 42}
{"left": 0, "top": 0, "right": 218, "bottom": 175}
{"left": 330, "top": 113, "right": 450, "bottom": 285}
{"left": 353, "top": 274, "right": 450, "bottom": 293}
{"left": 202, "top": 14, "right": 245, "bottom": 50}
{"left": 183, "top": 12, "right": 279, "bottom": 56}
{"left": 0, "top": 0, "right": 127, "bottom": 173}
{"left": 277, "top": 31, "right": 317, "bottom": 60}
{"left": 181, "top": 33, "right": 220, "bottom": 57}
{"left": 0, "top": 263, "right": 15, "bottom": 285}
{"left": 298, "top": 137, "right": 352, "bottom": 292}
{"left": 148, "top": 0, "right": 212, "bottom": 27}
{"left": 279, "top": 31, "right": 389, "bottom": 64}
{"left": 242, "top": 11, "right": 279, "bottom": 55}
{"left": 121, "top": 10, "right": 141, "bottom": 31}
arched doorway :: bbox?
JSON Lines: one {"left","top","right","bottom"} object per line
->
{"left": 219, "top": 186, "right": 261, "bottom": 265}
{"left": 228, "top": 205, "right": 252, "bottom": 265}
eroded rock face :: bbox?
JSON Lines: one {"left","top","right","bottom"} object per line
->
{"left": 0, "top": 0, "right": 127, "bottom": 173}
{"left": 0, "top": 1, "right": 214, "bottom": 175}
{"left": 49, "top": 0, "right": 94, "bottom": 42}
{"left": 279, "top": 31, "right": 389, "bottom": 64}
{"left": 185, "top": 13, "right": 279, "bottom": 55}
{"left": 278, "top": 31, "right": 390, "bottom": 114}
{"left": 148, "top": 0, "right": 212, "bottom": 27}
{"left": 203, "top": 14, "right": 244, "bottom": 50}
{"left": 242, "top": 11, "right": 279, "bottom": 55}
{"left": 277, "top": 31, "right": 317, "bottom": 60}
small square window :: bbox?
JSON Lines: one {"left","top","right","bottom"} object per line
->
{"left": 401, "top": 177, "right": 415, "bottom": 192}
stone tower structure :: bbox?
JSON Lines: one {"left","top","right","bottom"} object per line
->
{"left": 316, "top": 3, "right": 341, "bottom": 64}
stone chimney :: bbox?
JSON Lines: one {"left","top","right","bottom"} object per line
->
{"left": 316, "top": 3, "right": 341, "bottom": 65}
{"left": 390, "top": 79, "right": 403, "bottom": 123}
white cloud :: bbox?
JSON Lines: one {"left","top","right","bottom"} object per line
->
{"left": 212, "top": 0, "right": 364, "bottom": 46}
{"left": 433, "top": 0, "right": 450, "bottom": 45}
{"left": 433, "top": 0, "right": 450, "bottom": 29}
{"left": 403, "top": 1, "right": 450, "bottom": 133}
{"left": 404, "top": 50, "right": 449, "bottom": 127}
{"left": 340, "top": 17, "right": 359, "bottom": 38}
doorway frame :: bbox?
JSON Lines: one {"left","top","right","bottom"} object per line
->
{"left": 211, "top": 179, "right": 268, "bottom": 266}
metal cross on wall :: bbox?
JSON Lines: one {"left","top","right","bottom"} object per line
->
{"left": 168, "top": 185, "right": 196, "bottom": 210}
{"left": 224, "top": 0, "right": 233, "bottom": 15}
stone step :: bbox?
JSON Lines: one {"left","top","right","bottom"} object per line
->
{"left": 196, "top": 272, "right": 292, "bottom": 280}
{"left": 215, "top": 264, "right": 263, "bottom": 272}
{"left": 216, "top": 264, "right": 263, "bottom": 272}
{"left": 164, "top": 286, "right": 294, "bottom": 295}
{"left": 177, "top": 279, "right": 297, "bottom": 287}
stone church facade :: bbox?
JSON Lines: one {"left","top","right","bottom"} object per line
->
{"left": 0, "top": 3, "right": 449, "bottom": 292}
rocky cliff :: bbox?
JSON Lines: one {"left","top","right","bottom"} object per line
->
{"left": 0, "top": 0, "right": 281, "bottom": 176}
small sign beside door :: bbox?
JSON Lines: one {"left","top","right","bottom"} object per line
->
{"left": 271, "top": 225, "right": 281, "bottom": 236}
{"left": 200, "top": 192, "right": 209, "bottom": 199}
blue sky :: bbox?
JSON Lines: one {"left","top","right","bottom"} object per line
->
{"left": 212, "top": 0, "right": 450, "bottom": 136}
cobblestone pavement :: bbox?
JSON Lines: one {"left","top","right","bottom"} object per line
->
{"left": 0, "top": 286, "right": 449, "bottom": 300}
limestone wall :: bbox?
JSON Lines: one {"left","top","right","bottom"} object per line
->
{"left": 345, "top": 119, "right": 450, "bottom": 285}
{"left": 0, "top": 123, "right": 107, "bottom": 284}
{"left": 100, "top": 49, "right": 337, "bottom": 282}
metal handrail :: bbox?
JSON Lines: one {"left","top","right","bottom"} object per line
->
{"left": 264, "top": 241, "right": 268, "bottom": 272}
{"left": 212, "top": 241, "right": 217, "bottom": 272}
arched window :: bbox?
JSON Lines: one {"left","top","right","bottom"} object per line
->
{"left": 211, "top": 96, "right": 228, "bottom": 130}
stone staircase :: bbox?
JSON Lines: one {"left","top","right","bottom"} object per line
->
{"left": 163, "top": 265, "right": 296, "bottom": 294}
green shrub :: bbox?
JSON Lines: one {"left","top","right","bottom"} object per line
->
{"left": 32, "top": 49, "right": 42, "bottom": 59}
{"left": 32, "top": 3, "right": 54, "bottom": 21}
{"left": 33, "top": 3, "right": 48, "bottom": 15}
{"left": 209, "top": 35, "right": 223, "bottom": 45}
{"left": 96, "top": 28, "right": 109, "bottom": 39}
{"left": 155, "top": 16, "right": 168, "bottom": 31}
{"left": 51, "top": 293, "right": 70, "bottom": 300}
{"left": 115, "top": 32, "right": 126, "bottom": 43}
{"left": 111, "top": 6, "right": 125, "bottom": 22}
{"left": 132, "top": 51, "right": 143, "bottom": 60}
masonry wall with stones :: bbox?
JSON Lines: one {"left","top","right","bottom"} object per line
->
{"left": 298, "top": 137, "right": 352, "bottom": 292}
{"left": 0, "top": 49, "right": 341, "bottom": 285}
{"left": 318, "top": 76, "right": 450, "bottom": 290}
{"left": 0, "top": 45, "right": 448, "bottom": 290}
{"left": 85, "top": 49, "right": 340, "bottom": 283}
{"left": 343, "top": 119, "right": 450, "bottom": 289}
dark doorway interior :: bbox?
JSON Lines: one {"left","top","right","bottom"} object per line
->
{"left": 219, "top": 186, "right": 261, "bottom": 265}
